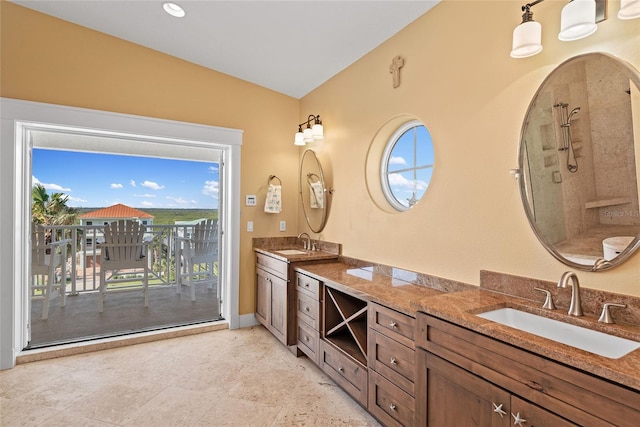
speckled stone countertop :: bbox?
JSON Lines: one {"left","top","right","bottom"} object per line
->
{"left": 253, "top": 236, "right": 341, "bottom": 263}
{"left": 295, "top": 262, "right": 446, "bottom": 316}
{"left": 295, "top": 262, "right": 640, "bottom": 392}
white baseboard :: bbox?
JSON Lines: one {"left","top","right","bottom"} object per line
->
{"left": 238, "top": 313, "right": 259, "bottom": 328}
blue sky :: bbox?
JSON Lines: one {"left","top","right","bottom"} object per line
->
{"left": 33, "top": 149, "right": 219, "bottom": 209}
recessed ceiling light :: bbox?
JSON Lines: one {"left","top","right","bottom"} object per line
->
{"left": 163, "top": 2, "right": 185, "bottom": 18}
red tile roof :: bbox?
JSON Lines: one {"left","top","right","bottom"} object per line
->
{"left": 79, "top": 203, "right": 154, "bottom": 219}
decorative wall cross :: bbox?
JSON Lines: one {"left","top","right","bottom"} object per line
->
{"left": 389, "top": 55, "right": 405, "bottom": 88}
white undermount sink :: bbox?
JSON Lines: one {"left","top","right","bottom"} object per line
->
{"left": 275, "top": 249, "right": 307, "bottom": 255}
{"left": 477, "top": 308, "right": 640, "bottom": 359}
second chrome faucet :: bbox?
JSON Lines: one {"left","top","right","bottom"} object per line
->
{"left": 557, "top": 271, "right": 583, "bottom": 317}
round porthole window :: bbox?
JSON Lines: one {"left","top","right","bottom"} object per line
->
{"left": 380, "top": 120, "right": 434, "bottom": 211}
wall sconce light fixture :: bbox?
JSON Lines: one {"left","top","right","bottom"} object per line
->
{"left": 294, "top": 114, "right": 323, "bottom": 146}
{"left": 619, "top": 0, "right": 640, "bottom": 19}
{"left": 511, "top": 0, "right": 637, "bottom": 58}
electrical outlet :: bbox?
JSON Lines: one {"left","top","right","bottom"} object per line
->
{"left": 246, "top": 195, "right": 256, "bottom": 206}
{"left": 279, "top": 221, "right": 286, "bottom": 231}
{"left": 247, "top": 221, "right": 254, "bottom": 232}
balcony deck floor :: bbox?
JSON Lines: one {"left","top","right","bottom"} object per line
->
{"left": 29, "top": 283, "right": 221, "bottom": 348}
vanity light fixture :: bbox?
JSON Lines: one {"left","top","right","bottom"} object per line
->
{"left": 294, "top": 114, "right": 323, "bottom": 146}
{"left": 618, "top": 0, "right": 640, "bottom": 19}
{"left": 163, "top": 2, "right": 186, "bottom": 18}
{"left": 511, "top": 0, "right": 610, "bottom": 58}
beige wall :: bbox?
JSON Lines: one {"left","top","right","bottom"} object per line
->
{"left": 0, "top": 1, "right": 299, "bottom": 316}
{"left": 299, "top": 0, "right": 640, "bottom": 296}
{"left": 2, "top": 0, "right": 639, "bottom": 317}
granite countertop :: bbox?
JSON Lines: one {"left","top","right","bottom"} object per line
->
{"left": 296, "top": 262, "right": 443, "bottom": 316}
{"left": 295, "top": 262, "right": 640, "bottom": 392}
{"left": 254, "top": 246, "right": 339, "bottom": 263}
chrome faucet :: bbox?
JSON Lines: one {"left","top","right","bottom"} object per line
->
{"left": 557, "top": 271, "right": 583, "bottom": 316}
{"left": 297, "top": 232, "right": 311, "bottom": 250}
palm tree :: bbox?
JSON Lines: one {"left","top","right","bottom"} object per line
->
{"left": 31, "top": 184, "right": 77, "bottom": 225}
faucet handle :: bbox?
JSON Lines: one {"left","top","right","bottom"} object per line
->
{"left": 534, "top": 287, "right": 556, "bottom": 310}
{"left": 598, "top": 303, "right": 627, "bottom": 324}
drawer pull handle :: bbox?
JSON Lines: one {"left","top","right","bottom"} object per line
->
{"left": 338, "top": 366, "right": 344, "bottom": 373}
{"left": 492, "top": 403, "right": 507, "bottom": 418}
{"left": 389, "top": 321, "right": 397, "bottom": 329}
{"left": 305, "top": 306, "right": 310, "bottom": 312}
{"left": 511, "top": 412, "right": 527, "bottom": 426}
{"left": 304, "top": 336, "right": 309, "bottom": 342}
{"left": 304, "top": 283, "right": 310, "bottom": 288}
{"left": 389, "top": 404, "right": 397, "bottom": 411}
{"left": 390, "top": 358, "right": 397, "bottom": 366}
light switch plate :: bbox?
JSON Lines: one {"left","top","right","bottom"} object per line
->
{"left": 280, "top": 221, "right": 286, "bottom": 231}
{"left": 246, "top": 195, "right": 257, "bottom": 206}
{"left": 247, "top": 221, "right": 254, "bottom": 232}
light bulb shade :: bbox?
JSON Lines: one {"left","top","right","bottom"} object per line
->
{"left": 312, "top": 123, "right": 324, "bottom": 140}
{"left": 618, "top": 0, "right": 640, "bottom": 19}
{"left": 294, "top": 131, "right": 305, "bottom": 145}
{"left": 511, "top": 20, "right": 543, "bottom": 58}
{"left": 303, "top": 127, "right": 314, "bottom": 142}
{"left": 559, "top": 0, "right": 597, "bottom": 41}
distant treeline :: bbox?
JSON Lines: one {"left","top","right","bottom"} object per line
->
{"left": 75, "top": 208, "right": 218, "bottom": 225}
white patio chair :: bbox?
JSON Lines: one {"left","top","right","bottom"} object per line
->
{"left": 99, "top": 220, "right": 149, "bottom": 312}
{"left": 175, "top": 219, "right": 218, "bottom": 301}
{"left": 32, "top": 224, "right": 72, "bottom": 320}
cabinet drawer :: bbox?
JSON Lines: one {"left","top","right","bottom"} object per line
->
{"left": 256, "top": 252, "right": 288, "bottom": 278}
{"left": 369, "top": 303, "right": 415, "bottom": 349}
{"left": 297, "top": 318, "right": 319, "bottom": 365}
{"left": 368, "top": 329, "right": 415, "bottom": 396}
{"left": 320, "top": 340, "right": 368, "bottom": 407}
{"left": 297, "top": 291, "right": 320, "bottom": 330}
{"left": 296, "top": 272, "right": 320, "bottom": 299}
{"left": 369, "top": 370, "right": 415, "bottom": 427}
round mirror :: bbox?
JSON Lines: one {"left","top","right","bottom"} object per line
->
{"left": 518, "top": 53, "right": 640, "bottom": 271}
{"left": 300, "top": 149, "right": 330, "bottom": 233}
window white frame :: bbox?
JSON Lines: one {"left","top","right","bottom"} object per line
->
{"left": 0, "top": 98, "right": 242, "bottom": 369}
{"left": 380, "top": 119, "right": 434, "bottom": 211}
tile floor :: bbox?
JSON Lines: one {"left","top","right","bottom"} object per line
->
{"left": 1, "top": 326, "right": 381, "bottom": 426}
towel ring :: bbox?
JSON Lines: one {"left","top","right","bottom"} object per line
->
{"left": 307, "top": 173, "right": 320, "bottom": 185}
{"left": 268, "top": 175, "right": 282, "bottom": 186}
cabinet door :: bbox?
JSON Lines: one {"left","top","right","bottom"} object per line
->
{"left": 417, "top": 350, "right": 510, "bottom": 427}
{"left": 255, "top": 268, "right": 271, "bottom": 328}
{"left": 268, "top": 273, "right": 288, "bottom": 344}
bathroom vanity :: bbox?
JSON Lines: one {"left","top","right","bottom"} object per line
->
{"left": 290, "top": 262, "right": 640, "bottom": 427}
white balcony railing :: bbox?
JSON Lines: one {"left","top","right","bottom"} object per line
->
{"left": 32, "top": 223, "right": 215, "bottom": 296}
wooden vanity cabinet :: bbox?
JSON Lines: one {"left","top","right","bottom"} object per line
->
{"left": 320, "top": 284, "right": 369, "bottom": 407}
{"left": 255, "top": 252, "right": 298, "bottom": 347}
{"left": 296, "top": 271, "right": 321, "bottom": 364}
{"left": 367, "top": 303, "right": 417, "bottom": 427}
{"left": 416, "top": 313, "right": 638, "bottom": 427}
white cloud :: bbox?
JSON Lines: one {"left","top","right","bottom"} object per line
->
{"left": 202, "top": 180, "right": 219, "bottom": 198}
{"left": 388, "top": 173, "right": 428, "bottom": 191}
{"left": 110, "top": 183, "right": 123, "bottom": 189}
{"left": 32, "top": 176, "right": 71, "bottom": 192}
{"left": 133, "top": 193, "right": 156, "bottom": 198}
{"left": 166, "top": 196, "right": 195, "bottom": 205}
{"left": 389, "top": 156, "right": 407, "bottom": 165}
{"left": 208, "top": 165, "right": 219, "bottom": 173}
{"left": 141, "top": 180, "right": 165, "bottom": 190}
{"left": 141, "top": 200, "right": 153, "bottom": 207}
{"left": 130, "top": 179, "right": 137, "bottom": 187}
{"left": 67, "top": 195, "right": 87, "bottom": 204}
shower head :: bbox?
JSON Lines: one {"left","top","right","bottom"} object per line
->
{"left": 568, "top": 107, "right": 581, "bottom": 123}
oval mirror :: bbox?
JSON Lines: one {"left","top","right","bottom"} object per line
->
{"left": 518, "top": 52, "right": 640, "bottom": 271}
{"left": 300, "top": 149, "right": 330, "bottom": 233}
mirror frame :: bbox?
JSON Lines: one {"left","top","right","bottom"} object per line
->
{"left": 517, "top": 52, "right": 640, "bottom": 271}
{"left": 299, "top": 149, "right": 329, "bottom": 233}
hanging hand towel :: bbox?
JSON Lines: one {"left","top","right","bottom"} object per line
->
{"left": 264, "top": 184, "right": 282, "bottom": 213}
{"left": 309, "top": 181, "right": 324, "bottom": 209}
